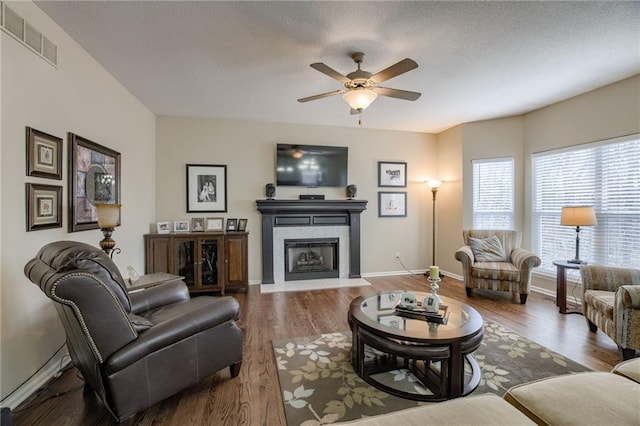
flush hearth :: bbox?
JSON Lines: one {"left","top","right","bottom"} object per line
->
{"left": 285, "top": 238, "right": 339, "bottom": 281}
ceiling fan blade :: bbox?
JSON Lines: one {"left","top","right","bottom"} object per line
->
{"left": 375, "top": 87, "right": 422, "bottom": 101}
{"left": 310, "top": 63, "right": 351, "bottom": 83}
{"left": 370, "top": 58, "right": 418, "bottom": 83}
{"left": 297, "top": 89, "right": 344, "bottom": 103}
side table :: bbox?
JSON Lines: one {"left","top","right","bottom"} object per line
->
{"left": 552, "top": 260, "right": 582, "bottom": 315}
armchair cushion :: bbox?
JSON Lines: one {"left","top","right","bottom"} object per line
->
{"left": 473, "top": 262, "right": 520, "bottom": 281}
{"left": 468, "top": 235, "right": 508, "bottom": 262}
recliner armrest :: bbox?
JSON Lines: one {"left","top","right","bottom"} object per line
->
{"left": 454, "top": 246, "right": 475, "bottom": 264}
{"left": 510, "top": 248, "right": 542, "bottom": 270}
{"left": 106, "top": 296, "right": 240, "bottom": 373}
{"left": 128, "top": 280, "right": 190, "bottom": 314}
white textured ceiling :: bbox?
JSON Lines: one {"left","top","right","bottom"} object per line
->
{"left": 35, "top": 1, "right": 640, "bottom": 133}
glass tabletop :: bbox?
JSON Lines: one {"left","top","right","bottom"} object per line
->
{"left": 355, "top": 290, "right": 483, "bottom": 341}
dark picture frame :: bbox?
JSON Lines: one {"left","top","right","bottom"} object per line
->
{"left": 378, "top": 191, "right": 407, "bottom": 217}
{"left": 191, "top": 217, "right": 205, "bottom": 232}
{"left": 186, "top": 164, "right": 227, "bottom": 213}
{"left": 26, "top": 183, "right": 62, "bottom": 231}
{"left": 237, "top": 218, "right": 248, "bottom": 232}
{"left": 226, "top": 218, "right": 238, "bottom": 232}
{"left": 68, "top": 132, "right": 121, "bottom": 232}
{"left": 26, "top": 127, "right": 63, "bottom": 180}
{"left": 378, "top": 161, "right": 407, "bottom": 187}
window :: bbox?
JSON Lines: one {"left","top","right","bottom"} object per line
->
{"left": 532, "top": 134, "right": 640, "bottom": 274}
{"left": 473, "top": 158, "right": 514, "bottom": 229}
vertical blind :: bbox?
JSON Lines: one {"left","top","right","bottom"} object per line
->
{"left": 532, "top": 134, "right": 640, "bottom": 273}
{"left": 472, "top": 158, "right": 514, "bottom": 229}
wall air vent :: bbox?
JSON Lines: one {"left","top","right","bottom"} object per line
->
{"left": 1, "top": 1, "right": 57, "bottom": 66}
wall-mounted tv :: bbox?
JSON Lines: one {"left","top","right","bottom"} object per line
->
{"left": 276, "top": 144, "right": 348, "bottom": 188}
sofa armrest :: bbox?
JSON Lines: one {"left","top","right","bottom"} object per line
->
{"left": 616, "top": 285, "right": 640, "bottom": 309}
{"left": 128, "top": 279, "right": 190, "bottom": 314}
{"left": 106, "top": 296, "right": 240, "bottom": 373}
{"left": 454, "top": 246, "right": 474, "bottom": 282}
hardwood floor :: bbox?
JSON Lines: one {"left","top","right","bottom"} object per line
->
{"left": 12, "top": 275, "right": 624, "bottom": 425}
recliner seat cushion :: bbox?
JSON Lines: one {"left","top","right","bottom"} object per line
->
{"left": 472, "top": 262, "right": 520, "bottom": 281}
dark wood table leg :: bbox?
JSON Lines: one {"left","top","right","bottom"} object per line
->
{"left": 556, "top": 263, "right": 583, "bottom": 315}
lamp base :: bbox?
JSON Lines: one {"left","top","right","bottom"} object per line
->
{"left": 567, "top": 259, "right": 587, "bottom": 264}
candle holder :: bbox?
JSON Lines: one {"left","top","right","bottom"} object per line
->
{"left": 424, "top": 277, "right": 442, "bottom": 313}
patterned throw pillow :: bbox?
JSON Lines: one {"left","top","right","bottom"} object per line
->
{"left": 468, "top": 235, "right": 508, "bottom": 262}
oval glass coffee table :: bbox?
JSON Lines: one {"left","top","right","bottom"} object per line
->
{"left": 348, "top": 290, "right": 484, "bottom": 401}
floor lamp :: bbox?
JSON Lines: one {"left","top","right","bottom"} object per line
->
{"left": 426, "top": 180, "right": 443, "bottom": 276}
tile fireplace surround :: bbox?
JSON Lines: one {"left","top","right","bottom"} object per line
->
{"left": 256, "top": 199, "right": 368, "bottom": 284}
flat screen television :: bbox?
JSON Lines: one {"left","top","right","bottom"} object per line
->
{"left": 276, "top": 144, "right": 348, "bottom": 187}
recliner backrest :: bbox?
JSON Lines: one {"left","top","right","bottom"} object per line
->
{"left": 463, "top": 229, "right": 522, "bottom": 260}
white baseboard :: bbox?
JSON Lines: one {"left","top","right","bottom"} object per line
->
{"left": 2, "top": 347, "right": 70, "bottom": 410}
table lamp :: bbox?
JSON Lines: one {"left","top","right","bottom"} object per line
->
{"left": 96, "top": 203, "right": 121, "bottom": 257}
{"left": 560, "top": 206, "right": 597, "bottom": 264}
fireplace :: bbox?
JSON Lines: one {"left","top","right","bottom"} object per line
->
{"left": 256, "top": 199, "right": 368, "bottom": 284}
{"left": 285, "top": 238, "right": 339, "bottom": 281}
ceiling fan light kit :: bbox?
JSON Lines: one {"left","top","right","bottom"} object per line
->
{"left": 343, "top": 88, "right": 377, "bottom": 111}
{"left": 298, "top": 52, "right": 421, "bottom": 121}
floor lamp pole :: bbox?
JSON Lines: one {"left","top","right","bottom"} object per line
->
{"left": 425, "top": 180, "right": 443, "bottom": 276}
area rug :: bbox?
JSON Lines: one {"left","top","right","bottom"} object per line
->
{"left": 272, "top": 320, "right": 591, "bottom": 425}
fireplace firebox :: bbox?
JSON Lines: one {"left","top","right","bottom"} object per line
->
{"left": 284, "top": 238, "right": 339, "bottom": 281}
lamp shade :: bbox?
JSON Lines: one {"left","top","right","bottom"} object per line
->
{"left": 96, "top": 203, "right": 121, "bottom": 228}
{"left": 427, "top": 180, "right": 443, "bottom": 189}
{"left": 560, "top": 206, "right": 597, "bottom": 226}
{"left": 343, "top": 89, "right": 377, "bottom": 111}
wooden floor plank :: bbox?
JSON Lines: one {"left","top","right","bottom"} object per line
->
{"left": 12, "top": 275, "right": 623, "bottom": 425}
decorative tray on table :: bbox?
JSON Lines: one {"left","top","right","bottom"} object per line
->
{"left": 394, "top": 303, "right": 450, "bottom": 324}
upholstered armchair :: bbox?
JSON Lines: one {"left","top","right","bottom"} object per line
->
{"left": 454, "top": 230, "right": 541, "bottom": 304}
{"left": 580, "top": 265, "right": 640, "bottom": 360}
{"left": 24, "top": 241, "right": 243, "bottom": 423}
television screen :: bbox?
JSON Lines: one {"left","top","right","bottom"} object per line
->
{"left": 276, "top": 144, "right": 348, "bottom": 187}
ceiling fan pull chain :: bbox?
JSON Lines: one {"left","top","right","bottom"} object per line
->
{"left": 358, "top": 110, "right": 363, "bottom": 127}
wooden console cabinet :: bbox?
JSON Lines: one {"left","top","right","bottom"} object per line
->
{"left": 144, "top": 232, "right": 248, "bottom": 295}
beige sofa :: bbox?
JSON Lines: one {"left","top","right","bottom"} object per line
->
{"left": 338, "top": 358, "right": 640, "bottom": 425}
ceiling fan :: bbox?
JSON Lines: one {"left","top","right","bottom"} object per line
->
{"left": 297, "top": 52, "right": 421, "bottom": 114}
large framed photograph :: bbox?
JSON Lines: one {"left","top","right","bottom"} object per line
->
{"left": 68, "top": 133, "right": 121, "bottom": 232}
{"left": 186, "top": 164, "right": 227, "bottom": 213}
{"left": 378, "top": 191, "right": 407, "bottom": 217}
{"left": 26, "top": 183, "right": 62, "bottom": 231}
{"left": 26, "top": 127, "right": 63, "bottom": 180}
{"left": 378, "top": 161, "right": 407, "bottom": 187}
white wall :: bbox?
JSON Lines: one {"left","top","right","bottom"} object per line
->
{"left": 1, "top": 2, "right": 156, "bottom": 406}
{"left": 155, "top": 117, "right": 437, "bottom": 281}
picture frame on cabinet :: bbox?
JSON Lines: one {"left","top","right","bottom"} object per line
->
{"left": 186, "top": 164, "right": 227, "bottom": 213}
{"left": 68, "top": 132, "right": 121, "bottom": 232}
{"left": 174, "top": 220, "right": 190, "bottom": 232}
{"left": 206, "top": 217, "right": 224, "bottom": 232}
{"left": 378, "top": 161, "right": 407, "bottom": 187}
{"left": 156, "top": 221, "right": 171, "bottom": 234}
{"left": 237, "top": 218, "right": 248, "bottom": 232}
{"left": 226, "top": 218, "right": 238, "bottom": 232}
{"left": 26, "top": 183, "right": 62, "bottom": 231}
{"left": 26, "top": 127, "right": 63, "bottom": 180}
{"left": 191, "top": 217, "right": 205, "bottom": 232}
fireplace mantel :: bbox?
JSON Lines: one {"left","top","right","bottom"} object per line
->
{"left": 256, "top": 199, "right": 368, "bottom": 284}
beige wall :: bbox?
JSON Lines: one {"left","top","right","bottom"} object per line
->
{"left": 1, "top": 2, "right": 156, "bottom": 405}
{"left": 156, "top": 117, "right": 437, "bottom": 281}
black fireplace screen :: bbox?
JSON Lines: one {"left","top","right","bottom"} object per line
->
{"left": 284, "top": 238, "right": 339, "bottom": 281}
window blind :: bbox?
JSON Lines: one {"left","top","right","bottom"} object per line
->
{"left": 532, "top": 134, "right": 640, "bottom": 273}
{"left": 472, "top": 158, "right": 514, "bottom": 229}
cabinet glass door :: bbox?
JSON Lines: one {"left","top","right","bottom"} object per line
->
{"left": 200, "top": 239, "right": 219, "bottom": 286}
{"left": 177, "top": 240, "right": 195, "bottom": 287}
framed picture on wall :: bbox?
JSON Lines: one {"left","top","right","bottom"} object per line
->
{"left": 26, "top": 127, "right": 63, "bottom": 180}
{"left": 186, "top": 164, "right": 228, "bottom": 213}
{"left": 378, "top": 161, "right": 407, "bottom": 187}
{"left": 378, "top": 191, "right": 407, "bottom": 217}
{"left": 26, "top": 183, "right": 62, "bottom": 231}
{"left": 68, "top": 132, "right": 121, "bottom": 232}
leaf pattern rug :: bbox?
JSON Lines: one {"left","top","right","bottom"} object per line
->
{"left": 272, "top": 320, "right": 591, "bottom": 425}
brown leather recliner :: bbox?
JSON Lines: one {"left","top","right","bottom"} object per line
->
{"left": 24, "top": 241, "right": 243, "bottom": 422}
